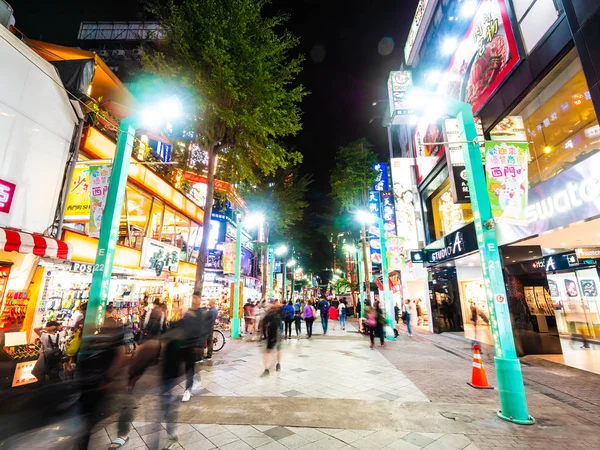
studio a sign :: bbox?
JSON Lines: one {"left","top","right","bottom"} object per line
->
{"left": 576, "top": 248, "right": 600, "bottom": 259}
{"left": 423, "top": 223, "right": 479, "bottom": 264}
{"left": 0, "top": 178, "right": 16, "bottom": 214}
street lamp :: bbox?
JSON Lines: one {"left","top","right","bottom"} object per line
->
{"left": 83, "top": 96, "right": 182, "bottom": 337}
{"left": 231, "top": 212, "right": 264, "bottom": 339}
{"left": 356, "top": 210, "right": 394, "bottom": 339}
{"left": 405, "top": 87, "right": 533, "bottom": 424}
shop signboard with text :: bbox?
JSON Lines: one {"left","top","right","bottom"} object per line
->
{"left": 88, "top": 165, "right": 112, "bottom": 238}
{"left": 485, "top": 141, "right": 528, "bottom": 223}
{"left": 141, "top": 238, "right": 180, "bottom": 275}
{"left": 388, "top": 71, "right": 414, "bottom": 125}
{"left": 0, "top": 178, "right": 16, "bottom": 214}
{"left": 64, "top": 165, "right": 90, "bottom": 221}
{"left": 436, "top": 0, "right": 520, "bottom": 114}
{"left": 222, "top": 241, "right": 236, "bottom": 274}
{"left": 496, "top": 152, "right": 600, "bottom": 245}
{"left": 423, "top": 223, "right": 479, "bottom": 264}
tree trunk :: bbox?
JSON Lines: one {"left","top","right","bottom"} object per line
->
{"left": 194, "top": 142, "right": 217, "bottom": 296}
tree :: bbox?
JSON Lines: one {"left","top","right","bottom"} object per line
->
{"left": 330, "top": 138, "right": 378, "bottom": 298}
{"left": 143, "top": 0, "right": 307, "bottom": 296}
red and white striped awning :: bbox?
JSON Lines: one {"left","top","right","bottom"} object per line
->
{"left": 0, "top": 228, "right": 73, "bottom": 260}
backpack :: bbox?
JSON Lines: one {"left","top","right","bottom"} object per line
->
{"left": 284, "top": 307, "right": 293, "bottom": 320}
{"left": 44, "top": 334, "right": 63, "bottom": 379}
{"left": 366, "top": 312, "right": 376, "bottom": 328}
{"left": 321, "top": 302, "right": 330, "bottom": 316}
{"left": 144, "top": 307, "right": 163, "bottom": 337}
{"left": 294, "top": 303, "right": 301, "bottom": 316}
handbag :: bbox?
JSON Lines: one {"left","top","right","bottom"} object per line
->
{"left": 366, "top": 312, "right": 376, "bottom": 328}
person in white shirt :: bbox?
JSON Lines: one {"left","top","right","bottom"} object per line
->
{"left": 338, "top": 300, "right": 347, "bottom": 330}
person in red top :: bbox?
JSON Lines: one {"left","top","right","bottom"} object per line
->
{"left": 328, "top": 301, "right": 339, "bottom": 331}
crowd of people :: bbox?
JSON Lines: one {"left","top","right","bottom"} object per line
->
{"left": 23, "top": 293, "right": 422, "bottom": 449}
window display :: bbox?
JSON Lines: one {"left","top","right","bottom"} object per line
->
{"left": 511, "top": 51, "right": 599, "bottom": 187}
{"left": 431, "top": 182, "right": 473, "bottom": 239}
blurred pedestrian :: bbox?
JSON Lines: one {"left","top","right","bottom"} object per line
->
{"left": 329, "top": 299, "right": 339, "bottom": 331}
{"left": 374, "top": 301, "right": 386, "bottom": 347}
{"left": 416, "top": 298, "right": 424, "bottom": 326}
{"left": 143, "top": 299, "right": 165, "bottom": 339}
{"left": 32, "top": 321, "right": 64, "bottom": 383}
{"left": 294, "top": 300, "right": 303, "bottom": 337}
{"left": 203, "top": 298, "right": 219, "bottom": 360}
{"left": 338, "top": 300, "right": 347, "bottom": 330}
{"left": 282, "top": 300, "right": 295, "bottom": 339}
{"left": 243, "top": 299, "right": 255, "bottom": 335}
{"left": 255, "top": 299, "right": 267, "bottom": 340}
{"left": 403, "top": 298, "right": 414, "bottom": 336}
{"left": 262, "top": 300, "right": 283, "bottom": 376}
{"left": 302, "top": 300, "right": 316, "bottom": 338}
{"left": 318, "top": 297, "right": 330, "bottom": 335}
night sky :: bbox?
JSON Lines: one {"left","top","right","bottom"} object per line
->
{"left": 12, "top": 0, "right": 418, "bottom": 270}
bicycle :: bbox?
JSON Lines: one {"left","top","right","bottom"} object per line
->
{"left": 212, "top": 329, "right": 226, "bottom": 352}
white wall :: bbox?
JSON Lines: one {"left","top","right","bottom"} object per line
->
{"left": 0, "top": 26, "right": 77, "bottom": 234}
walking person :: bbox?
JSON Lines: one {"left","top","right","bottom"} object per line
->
{"left": 262, "top": 300, "right": 283, "bottom": 376}
{"left": 204, "top": 299, "right": 218, "bottom": 360}
{"left": 329, "top": 299, "right": 339, "bottom": 331}
{"left": 294, "top": 300, "right": 303, "bottom": 337}
{"left": 338, "top": 300, "right": 347, "bottom": 330}
{"left": 318, "top": 297, "right": 330, "bottom": 335}
{"left": 282, "top": 300, "right": 295, "bottom": 339}
{"left": 302, "top": 300, "right": 316, "bottom": 338}
{"left": 374, "top": 301, "right": 386, "bottom": 347}
{"left": 255, "top": 299, "right": 267, "bottom": 340}
{"left": 403, "top": 298, "right": 414, "bottom": 336}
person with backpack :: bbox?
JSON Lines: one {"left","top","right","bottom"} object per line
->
{"left": 338, "top": 300, "right": 347, "bottom": 330}
{"left": 302, "top": 300, "right": 316, "bottom": 338}
{"left": 293, "top": 300, "right": 303, "bottom": 337}
{"left": 143, "top": 299, "right": 165, "bottom": 340}
{"left": 32, "top": 321, "right": 64, "bottom": 383}
{"left": 318, "top": 297, "right": 330, "bottom": 335}
{"left": 282, "top": 300, "right": 295, "bottom": 339}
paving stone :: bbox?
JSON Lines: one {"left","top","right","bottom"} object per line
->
{"left": 291, "top": 368, "right": 308, "bottom": 373}
{"left": 255, "top": 441, "right": 288, "bottom": 450}
{"left": 243, "top": 435, "right": 275, "bottom": 448}
{"left": 193, "top": 424, "right": 228, "bottom": 438}
{"left": 220, "top": 440, "right": 253, "bottom": 450}
{"left": 332, "top": 429, "right": 362, "bottom": 444}
{"left": 289, "top": 427, "right": 329, "bottom": 442}
{"left": 207, "top": 431, "right": 239, "bottom": 447}
{"left": 135, "top": 422, "right": 165, "bottom": 437}
{"left": 264, "top": 426, "right": 295, "bottom": 441}
{"left": 277, "top": 433, "right": 311, "bottom": 449}
{"left": 281, "top": 389, "right": 304, "bottom": 397}
{"left": 402, "top": 432, "right": 436, "bottom": 448}
{"left": 378, "top": 392, "right": 401, "bottom": 401}
{"left": 386, "top": 439, "right": 423, "bottom": 450}
{"left": 313, "top": 436, "right": 347, "bottom": 450}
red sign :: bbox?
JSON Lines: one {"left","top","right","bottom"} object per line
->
{"left": 436, "top": 0, "right": 520, "bottom": 114}
{"left": 182, "top": 172, "right": 247, "bottom": 210}
{"left": 0, "top": 178, "right": 16, "bottom": 214}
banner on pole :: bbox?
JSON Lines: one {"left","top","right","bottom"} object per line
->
{"left": 223, "top": 241, "right": 237, "bottom": 274}
{"left": 485, "top": 141, "right": 528, "bottom": 223}
{"left": 88, "top": 165, "right": 112, "bottom": 237}
{"left": 64, "top": 165, "right": 91, "bottom": 221}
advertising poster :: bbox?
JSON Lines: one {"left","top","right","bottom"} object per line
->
{"left": 485, "top": 141, "right": 528, "bottom": 223}
{"left": 380, "top": 191, "right": 397, "bottom": 237}
{"left": 390, "top": 158, "right": 419, "bottom": 250}
{"left": 372, "top": 163, "right": 389, "bottom": 192}
{"left": 387, "top": 237, "right": 406, "bottom": 271}
{"left": 223, "top": 241, "right": 237, "bottom": 274}
{"left": 368, "top": 190, "right": 382, "bottom": 270}
{"left": 64, "top": 165, "right": 91, "bottom": 221}
{"left": 437, "top": 0, "right": 520, "bottom": 114}
{"left": 414, "top": 118, "right": 445, "bottom": 183}
{"left": 88, "top": 164, "right": 112, "bottom": 237}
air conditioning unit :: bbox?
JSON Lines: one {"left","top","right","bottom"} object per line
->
{"left": 97, "top": 50, "right": 109, "bottom": 58}
{"left": 132, "top": 48, "right": 143, "bottom": 59}
{"left": 112, "top": 49, "right": 126, "bottom": 58}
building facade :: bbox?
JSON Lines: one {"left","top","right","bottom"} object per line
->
{"left": 391, "top": 0, "right": 600, "bottom": 373}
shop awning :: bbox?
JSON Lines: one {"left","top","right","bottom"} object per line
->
{"left": 0, "top": 228, "right": 73, "bottom": 260}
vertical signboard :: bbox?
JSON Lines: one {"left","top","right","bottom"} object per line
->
{"left": 64, "top": 165, "right": 90, "bottom": 221}
{"left": 0, "top": 178, "right": 16, "bottom": 214}
{"left": 223, "top": 241, "right": 237, "bottom": 274}
{"left": 88, "top": 164, "right": 112, "bottom": 238}
{"left": 368, "top": 163, "right": 388, "bottom": 273}
{"left": 390, "top": 158, "right": 419, "bottom": 250}
{"left": 485, "top": 141, "right": 529, "bottom": 223}
{"left": 388, "top": 71, "right": 414, "bottom": 125}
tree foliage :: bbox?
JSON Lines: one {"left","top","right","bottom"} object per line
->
{"left": 142, "top": 0, "right": 308, "bottom": 295}
{"left": 330, "top": 138, "right": 378, "bottom": 212}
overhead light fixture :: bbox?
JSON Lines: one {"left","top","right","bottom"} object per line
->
{"left": 544, "top": 146, "right": 552, "bottom": 154}
{"left": 560, "top": 242, "right": 566, "bottom": 246}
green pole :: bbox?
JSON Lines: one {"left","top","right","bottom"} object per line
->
{"left": 268, "top": 246, "right": 274, "bottom": 299}
{"left": 377, "top": 215, "right": 394, "bottom": 339}
{"left": 82, "top": 116, "right": 137, "bottom": 337}
{"left": 232, "top": 224, "right": 242, "bottom": 338}
{"left": 434, "top": 93, "right": 533, "bottom": 425}
{"left": 357, "top": 247, "right": 365, "bottom": 319}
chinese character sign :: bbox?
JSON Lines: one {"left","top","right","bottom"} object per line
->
{"left": 64, "top": 165, "right": 90, "bottom": 221}
{"left": 368, "top": 190, "right": 382, "bottom": 270}
{"left": 485, "top": 141, "right": 528, "bottom": 223}
{"left": 88, "top": 164, "right": 113, "bottom": 237}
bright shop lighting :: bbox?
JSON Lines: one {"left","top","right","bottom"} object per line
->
{"left": 544, "top": 146, "right": 552, "bottom": 154}
{"left": 243, "top": 212, "right": 264, "bottom": 229}
{"left": 426, "top": 70, "right": 441, "bottom": 84}
{"left": 442, "top": 37, "right": 458, "bottom": 55}
{"left": 275, "top": 245, "right": 288, "bottom": 256}
{"left": 355, "top": 210, "right": 376, "bottom": 225}
{"left": 344, "top": 244, "right": 358, "bottom": 253}
{"left": 287, "top": 259, "right": 297, "bottom": 267}
{"left": 461, "top": 0, "right": 477, "bottom": 18}
{"left": 140, "top": 96, "right": 183, "bottom": 127}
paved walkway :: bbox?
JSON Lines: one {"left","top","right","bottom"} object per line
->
{"left": 4, "top": 319, "right": 600, "bottom": 449}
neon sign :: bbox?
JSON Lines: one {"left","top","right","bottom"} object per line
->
{"left": 0, "top": 178, "right": 16, "bottom": 214}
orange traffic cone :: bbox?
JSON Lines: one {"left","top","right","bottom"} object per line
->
{"left": 467, "top": 344, "right": 494, "bottom": 389}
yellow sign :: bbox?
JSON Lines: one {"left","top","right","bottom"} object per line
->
{"left": 64, "top": 165, "right": 90, "bottom": 221}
